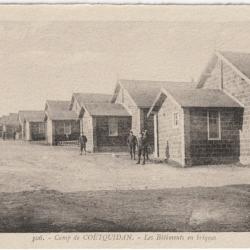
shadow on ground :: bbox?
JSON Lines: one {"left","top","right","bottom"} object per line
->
{"left": 0, "top": 185, "right": 249, "bottom": 232}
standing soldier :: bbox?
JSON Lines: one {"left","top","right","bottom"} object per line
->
{"left": 136, "top": 131, "right": 146, "bottom": 165}
{"left": 2, "top": 127, "right": 6, "bottom": 140}
{"left": 79, "top": 133, "right": 87, "bottom": 155}
{"left": 127, "top": 130, "right": 137, "bottom": 160}
{"left": 13, "top": 131, "right": 16, "bottom": 140}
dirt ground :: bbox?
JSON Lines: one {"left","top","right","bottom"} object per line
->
{"left": 0, "top": 140, "right": 250, "bottom": 232}
{"left": 1, "top": 140, "right": 250, "bottom": 193}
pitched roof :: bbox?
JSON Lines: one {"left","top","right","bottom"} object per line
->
{"left": 47, "top": 110, "right": 78, "bottom": 121}
{"left": 166, "top": 88, "right": 242, "bottom": 108}
{"left": 83, "top": 103, "right": 131, "bottom": 117}
{"left": 198, "top": 50, "right": 250, "bottom": 88}
{"left": 18, "top": 111, "right": 45, "bottom": 123}
{"left": 0, "top": 115, "right": 7, "bottom": 124}
{"left": 112, "top": 79, "right": 196, "bottom": 108}
{"left": 149, "top": 88, "right": 242, "bottom": 116}
{"left": 0, "top": 113, "right": 19, "bottom": 126}
{"left": 46, "top": 100, "right": 71, "bottom": 111}
{"left": 72, "top": 93, "right": 112, "bottom": 107}
{"left": 220, "top": 51, "right": 250, "bottom": 80}
{"left": 45, "top": 100, "right": 78, "bottom": 121}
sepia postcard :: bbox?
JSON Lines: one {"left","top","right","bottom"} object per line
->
{"left": 0, "top": 3, "right": 250, "bottom": 249}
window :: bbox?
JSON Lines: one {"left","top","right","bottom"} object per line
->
{"left": 207, "top": 111, "right": 221, "bottom": 140}
{"left": 64, "top": 122, "right": 71, "bottom": 135}
{"left": 173, "top": 112, "right": 179, "bottom": 128}
{"left": 38, "top": 123, "right": 45, "bottom": 134}
{"left": 57, "top": 122, "right": 65, "bottom": 134}
{"left": 108, "top": 118, "right": 118, "bottom": 136}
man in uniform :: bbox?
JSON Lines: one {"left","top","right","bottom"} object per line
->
{"left": 127, "top": 130, "right": 137, "bottom": 160}
{"left": 136, "top": 131, "right": 146, "bottom": 165}
{"left": 79, "top": 133, "right": 88, "bottom": 155}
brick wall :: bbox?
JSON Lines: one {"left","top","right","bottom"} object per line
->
{"left": 46, "top": 119, "right": 53, "bottom": 144}
{"left": 53, "top": 120, "right": 80, "bottom": 145}
{"left": 203, "top": 59, "right": 222, "bottom": 89}
{"left": 25, "top": 122, "right": 31, "bottom": 140}
{"left": 95, "top": 116, "right": 132, "bottom": 152}
{"left": 185, "top": 107, "right": 241, "bottom": 166}
{"left": 30, "top": 122, "right": 46, "bottom": 141}
{"left": 158, "top": 97, "right": 183, "bottom": 165}
{"left": 202, "top": 58, "right": 250, "bottom": 164}
{"left": 141, "top": 108, "right": 154, "bottom": 152}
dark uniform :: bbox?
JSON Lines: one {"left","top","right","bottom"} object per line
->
{"left": 13, "top": 131, "right": 16, "bottom": 140}
{"left": 2, "top": 131, "right": 6, "bottom": 140}
{"left": 127, "top": 132, "right": 137, "bottom": 160}
{"left": 136, "top": 133, "right": 146, "bottom": 165}
{"left": 79, "top": 135, "right": 87, "bottom": 155}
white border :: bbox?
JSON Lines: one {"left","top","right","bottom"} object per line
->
{"left": 0, "top": 0, "right": 250, "bottom": 4}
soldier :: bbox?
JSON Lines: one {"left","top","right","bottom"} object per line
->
{"left": 79, "top": 133, "right": 88, "bottom": 155}
{"left": 13, "top": 131, "right": 16, "bottom": 140}
{"left": 2, "top": 129, "right": 6, "bottom": 140}
{"left": 127, "top": 130, "right": 137, "bottom": 160}
{"left": 136, "top": 131, "right": 146, "bottom": 165}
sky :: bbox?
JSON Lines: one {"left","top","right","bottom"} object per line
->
{"left": 1, "top": 5, "right": 250, "bottom": 116}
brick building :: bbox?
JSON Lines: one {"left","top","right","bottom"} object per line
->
{"left": 197, "top": 51, "right": 250, "bottom": 165}
{"left": 148, "top": 87, "right": 242, "bottom": 167}
{"left": 0, "top": 116, "right": 7, "bottom": 137}
{"left": 0, "top": 113, "right": 20, "bottom": 139}
{"left": 78, "top": 102, "right": 131, "bottom": 152}
{"left": 44, "top": 100, "right": 80, "bottom": 145}
{"left": 69, "top": 92, "right": 112, "bottom": 134}
{"left": 111, "top": 79, "right": 195, "bottom": 153}
{"left": 69, "top": 93, "right": 131, "bottom": 152}
{"left": 18, "top": 111, "right": 46, "bottom": 141}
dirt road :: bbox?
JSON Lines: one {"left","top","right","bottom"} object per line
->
{"left": 0, "top": 140, "right": 249, "bottom": 232}
{"left": 0, "top": 140, "right": 250, "bottom": 193}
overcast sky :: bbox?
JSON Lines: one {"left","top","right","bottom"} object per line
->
{"left": 1, "top": 5, "right": 250, "bottom": 116}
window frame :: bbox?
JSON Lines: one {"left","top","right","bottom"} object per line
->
{"left": 108, "top": 117, "right": 118, "bottom": 137}
{"left": 207, "top": 110, "right": 221, "bottom": 140}
{"left": 38, "top": 123, "right": 45, "bottom": 134}
{"left": 64, "top": 121, "right": 72, "bottom": 135}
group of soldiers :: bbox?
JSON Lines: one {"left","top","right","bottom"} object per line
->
{"left": 78, "top": 129, "right": 150, "bottom": 164}
{"left": 127, "top": 129, "right": 149, "bottom": 165}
